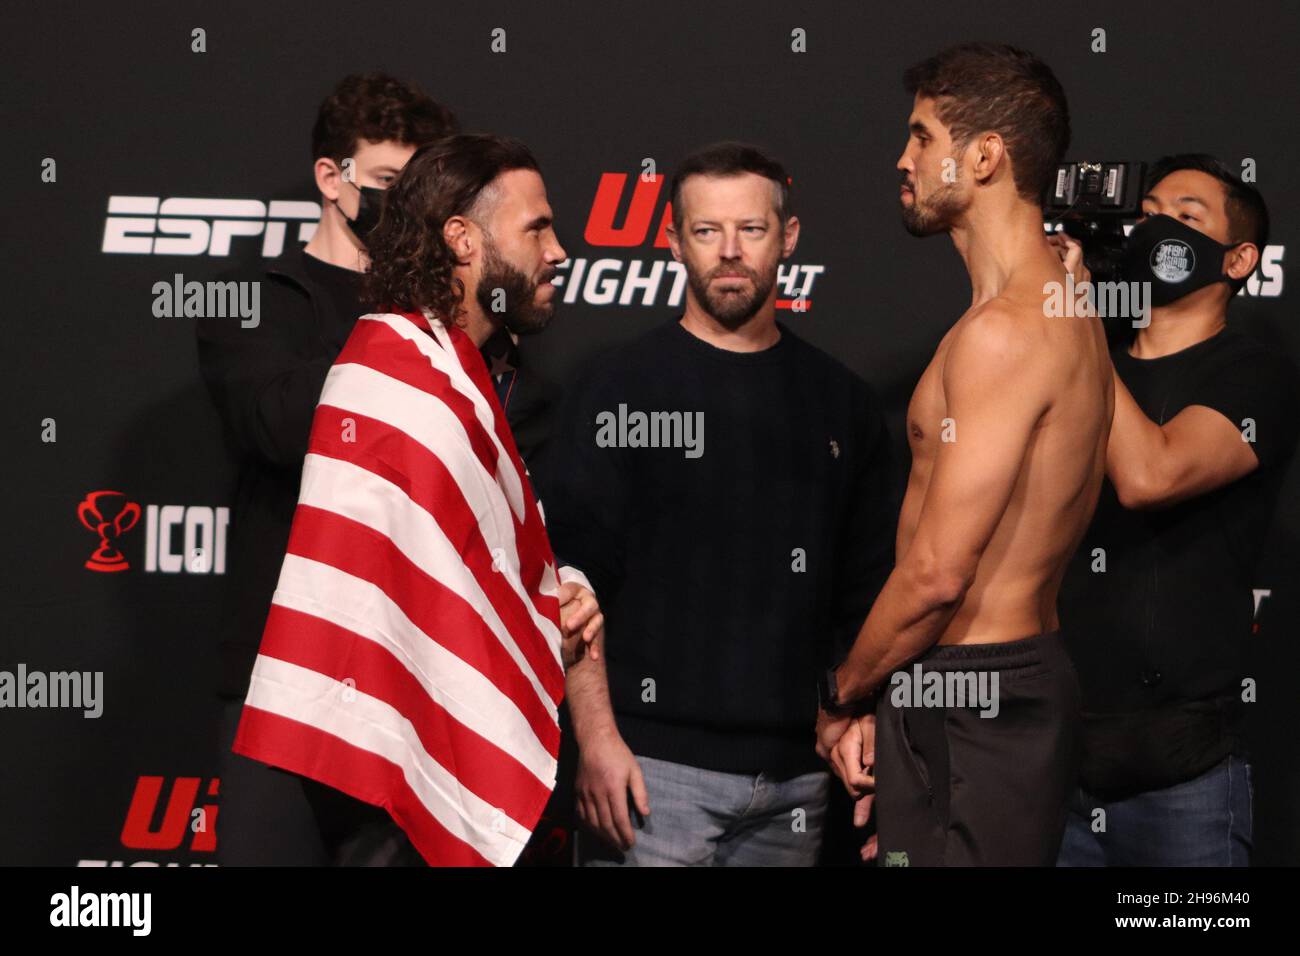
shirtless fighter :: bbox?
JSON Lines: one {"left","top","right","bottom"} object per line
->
{"left": 815, "top": 43, "right": 1114, "bottom": 866}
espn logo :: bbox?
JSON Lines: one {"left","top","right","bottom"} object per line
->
{"left": 102, "top": 196, "right": 321, "bottom": 257}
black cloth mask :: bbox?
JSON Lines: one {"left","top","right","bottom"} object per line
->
{"left": 1123, "top": 214, "right": 1239, "bottom": 306}
{"left": 335, "top": 180, "right": 386, "bottom": 243}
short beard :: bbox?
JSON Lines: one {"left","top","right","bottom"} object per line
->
{"left": 901, "top": 178, "right": 967, "bottom": 237}
{"left": 475, "top": 233, "right": 555, "bottom": 336}
{"left": 683, "top": 253, "right": 779, "bottom": 331}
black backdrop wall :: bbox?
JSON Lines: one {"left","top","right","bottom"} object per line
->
{"left": 4, "top": 0, "right": 1297, "bottom": 865}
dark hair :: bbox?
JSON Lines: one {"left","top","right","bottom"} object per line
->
{"left": 362, "top": 133, "right": 541, "bottom": 321}
{"left": 903, "top": 42, "right": 1070, "bottom": 202}
{"left": 311, "top": 72, "right": 458, "bottom": 163}
{"left": 1146, "top": 153, "right": 1269, "bottom": 293}
{"left": 669, "top": 142, "right": 792, "bottom": 228}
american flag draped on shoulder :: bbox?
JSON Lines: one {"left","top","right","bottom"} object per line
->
{"left": 233, "top": 309, "right": 567, "bottom": 866}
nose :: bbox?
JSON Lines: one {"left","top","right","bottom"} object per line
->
{"left": 546, "top": 236, "right": 567, "bottom": 268}
{"left": 719, "top": 226, "right": 742, "bottom": 260}
{"left": 896, "top": 150, "right": 911, "bottom": 175}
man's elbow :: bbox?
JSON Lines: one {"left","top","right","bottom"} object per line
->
{"left": 903, "top": 551, "right": 975, "bottom": 610}
{"left": 1112, "top": 467, "right": 1172, "bottom": 510}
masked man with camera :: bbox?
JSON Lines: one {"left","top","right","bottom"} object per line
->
{"left": 1054, "top": 155, "right": 1299, "bottom": 866}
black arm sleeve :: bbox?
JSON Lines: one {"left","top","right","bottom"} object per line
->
{"left": 195, "top": 275, "right": 332, "bottom": 469}
{"left": 830, "top": 384, "right": 898, "bottom": 664}
{"left": 1189, "top": 346, "right": 1300, "bottom": 471}
{"left": 534, "top": 361, "right": 629, "bottom": 602}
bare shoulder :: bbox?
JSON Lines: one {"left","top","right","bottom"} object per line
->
{"left": 946, "top": 298, "right": 1049, "bottom": 372}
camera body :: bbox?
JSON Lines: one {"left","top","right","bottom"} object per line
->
{"left": 1045, "top": 161, "right": 1146, "bottom": 283}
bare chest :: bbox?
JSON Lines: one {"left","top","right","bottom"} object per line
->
{"left": 906, "top": 340, "right": 953, "bottom": 466}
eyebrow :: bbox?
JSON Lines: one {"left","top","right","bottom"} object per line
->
{"left": 1143, "top": 193, "right": 1209, "bottom": 210}
{"left": 524, "top": 214, "right": 552, "bottom": 230}
{"left": 690, "top": 218, "right": 768, "bottom": 227}
{"left": 909, "top": 120, "right": 931, "bottom": 136}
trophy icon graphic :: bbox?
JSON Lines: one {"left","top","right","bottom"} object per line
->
{"left": 78, "top": 490, "right": 141, "bottom": 572}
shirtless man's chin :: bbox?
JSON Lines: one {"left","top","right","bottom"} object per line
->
{"left": 818, "top": 43, "right": 1113, "bottom": 866}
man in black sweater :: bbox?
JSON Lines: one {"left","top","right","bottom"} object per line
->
{"left": 540, "top": 143, "right": 895, "bottom": 865}
{"left": 198, "top": 76, "right": 560, "bottom": 864}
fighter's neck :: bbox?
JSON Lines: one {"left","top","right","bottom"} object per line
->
{"left": 949, "top": 202, "right": 1055, "bottom": 308}
{"left": 456, "top": 295, "right": 498, "bottom": 348}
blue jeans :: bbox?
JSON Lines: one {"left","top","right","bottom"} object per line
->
{"left": 577, "top": 755, "right": 830, "bottom": 866}
{"left": 1057, "top": 755, "right": 1253, "bottom": 866}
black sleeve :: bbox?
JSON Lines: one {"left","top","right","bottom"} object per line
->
{"left": 1189, "top": 346, "right": 1300, "bottom": 471}
{"left": 534, "top": 360, "right": 629, "bottom": 602}
{"left": 830, "top": 382, "right": 898, "bottom": 663}
{"left": 195, "top": 274, "right": 332, "bottom": 469}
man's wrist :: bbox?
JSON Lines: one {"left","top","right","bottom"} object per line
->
{"left": 818, "top": 665, "right": 877, "bottom": 717}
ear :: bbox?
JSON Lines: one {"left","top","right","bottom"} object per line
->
{"left": 443, "top": 215, "right": 473, "bottom": 264}
{"left": 664, "top": 222, "right": 683, "bottom": 263}
{"left": 1224, "top": 241, "right": 1260, "bottom": 282}
{"left": 314, "top": 157, "right": 344, "bottom": 203}
{"left": 781, "top": 215, "right": 801, "bottom": 258}
{"left": 971, "top": 132, "right": 1006, "bottom": 187}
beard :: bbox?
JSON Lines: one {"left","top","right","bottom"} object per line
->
{"left": 683, "top": 252, "right": 780, "bottom": 331}
{"left": 474, "top": 234, "right": 556, "bottom": 336}
{"left": 900, "top": 173, "right": 967, "bottom": 237}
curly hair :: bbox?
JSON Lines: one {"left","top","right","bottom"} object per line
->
{"left": 362, "top": 133, "right": 541, "bottom": 323}
{"left": 311, "top": 72, "right": 458, "bottom": 163}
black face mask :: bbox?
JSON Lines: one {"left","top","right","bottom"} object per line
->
{"left": 1122, "top": 214, "right": 1239, "bottom": 307}
{"left": 335, "top": 180, "right": 386, "bottom": 243}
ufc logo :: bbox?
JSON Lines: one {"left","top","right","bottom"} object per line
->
{"left": 120, "top": 776, "right": 219, "bottom": 853}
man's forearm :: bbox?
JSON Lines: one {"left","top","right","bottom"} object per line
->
{"left": 833, "top": 561, "right": 965, "bottom": 703}
{"left": 565, "top": 631, "right": 619, "bottom": 742}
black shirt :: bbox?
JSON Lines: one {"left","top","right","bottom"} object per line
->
{"left": 537, "top": 318, "right": 896, "bottom": 777}
{"left": 198, "top": 248, "right": 363, "bottom": 699}
{"left": 1060, "top": 324, "right": 1299, "bottom": 797}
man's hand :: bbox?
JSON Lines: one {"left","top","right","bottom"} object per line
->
{"left": 575, "top": 728, "right": 650, "bottom": 851}
{"left": 829, "top": 714, "right": 878, "bottom": 862}
{"left": 1046, "top": 232, "right": 1092, "bottom": 286}
{"left": 557, "top": 581, "right": 603, "bottom": 668}
{"left": 815, "top": 707, "right": 852, "bottom": 762}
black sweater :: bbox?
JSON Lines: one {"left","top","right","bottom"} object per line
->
{"left": 538, "top": 318, "right": 896, "bottom": 776}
